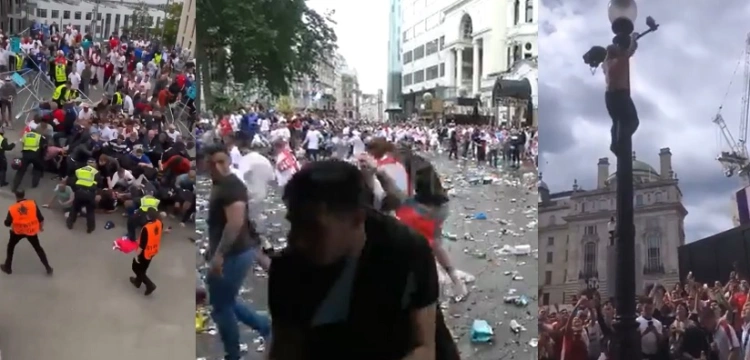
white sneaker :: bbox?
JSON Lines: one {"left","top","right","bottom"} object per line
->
{"left": 64, "top": 211, "right": 69, "bottom": 218}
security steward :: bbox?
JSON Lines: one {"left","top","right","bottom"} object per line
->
{"left": 112, "top": 86, "right": 124, "bottom": 110}
{"left": 130, "top": 207, "right": 162, "bottom": 295}
{"left": 66, "top": 159, "right": 101, "bottom": 233}
{"left": 1, "top": 190, "right": 53, "bottom": 275}
{"left": 127, "top": 194, "right": 160, "bottom": 241}
{"left": 52, "top": 81, "right": 73, "bottom": 109}
{"left": 53, "top": 58, "right": 67, "bottom": 87}
{"left": 13, "top": 52, "right": 23, "bottom": 73}
{"left": 11, "top": 125, "right": 48, "bottom": 192}
{"left": 0, "top": 128, "right": 16, "bottom": 187}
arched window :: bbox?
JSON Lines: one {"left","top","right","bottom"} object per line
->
{"left": 513, "top": 0, "right": 520, "bottom": 25}
{"left": 646, "top": 233, "right": 662, "bottom": 270}
{"left": 525, "top": 0, "right": 534, "bottom": 23}
{"left": 583, "top": 242, "right": 597, "bottom": 276}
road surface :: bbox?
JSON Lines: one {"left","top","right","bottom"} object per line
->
{"left": 195, "top": 154, "right": 540, "bottom": 360}
{"left": 0, "top": 74, "right": 196, "bottom": 360}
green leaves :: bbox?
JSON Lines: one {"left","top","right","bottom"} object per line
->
{"left": 197, "top": 0, "right": 338, "bottom": 102}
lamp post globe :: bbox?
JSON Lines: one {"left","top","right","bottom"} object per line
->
{"left": 609, "top": 0, "right": 637, "bottom": 48}
{"left": 422, "top": 92, "right": 433, "bottom": 101}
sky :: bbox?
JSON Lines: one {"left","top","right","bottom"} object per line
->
{"left": 539, "top": 0, "right": 750, "bottom": 241}
{"left": 307, "top": 0, "right": 389, "bottom": 94}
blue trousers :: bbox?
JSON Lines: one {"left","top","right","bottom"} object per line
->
{"left": 207, "top": 248, "right": 271, "bottom": 360}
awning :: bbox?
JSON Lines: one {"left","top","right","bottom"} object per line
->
{"left": 492, "top": 78, "right": 532, "bottom": 106}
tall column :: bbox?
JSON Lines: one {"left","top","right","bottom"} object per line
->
{"left": 456, "top": 46, "right": 464, "bottom": 92}
{"left": 472, "top": 38, "right": 481, "bottom": 96}
{"left": 446, "top": 48, "right": 456, "bottom": 88}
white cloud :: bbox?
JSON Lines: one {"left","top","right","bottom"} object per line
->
{"left": 308, "top": 0, "right": 389, "bottom": 94}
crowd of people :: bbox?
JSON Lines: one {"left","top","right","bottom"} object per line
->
{"left": 210, "top": 110, "right": 538, "bottom": 169}
{"left": 196, "top": 107, "right": 536, "bottom": 359}
{"left": 0, "top": 24, "right": 197, "bottom": 295}
{"left": 539, "top": 273, "right": 750, "bottom": 360}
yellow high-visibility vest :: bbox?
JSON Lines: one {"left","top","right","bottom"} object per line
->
{"left": 75, "top": 166, "right": 98, "bottom": 187}
{"left": 22, "top": 132, "right": 41, "bottom": 151}
{"left": 55, "top": 63, "right": 66, "bottom": 82}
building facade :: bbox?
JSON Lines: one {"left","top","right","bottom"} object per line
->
{"left": 176, "top": 0, "right": 194, "bottom": 52}
{"left": 398, "top": 0, "right": 538, "bottom": 118}
{"left": 385, "top": 0, "right": 403, "bottom": 119}
{"left": 2, "top": 0, "right": 30, "bottom": 34}
{"left": 27, "top": 0, "right": 166, "bottom": 39}
{"left": 336, "top": 70, "right": 360, "bottom": 119}
{"left": 360, "top": 90, "right": 384, "bottom": 122}
{"left": 289, "top": 57, "right": 337, "bottom": 111}
{"left": 538, "top": 149, "right": 687, "bottom": 305}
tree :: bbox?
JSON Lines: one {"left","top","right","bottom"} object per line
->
{"left": 197, "top": 0, "right": 337, "bottom": 108}
{"left": 130, "top": 3, "right": 154, "bottom": 39}
{"left": 154, "top": 2, "right": 181, "bottom": 45}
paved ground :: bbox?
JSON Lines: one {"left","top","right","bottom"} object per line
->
{"left": 0, "top": 77, "right": 196, "bottom": 360}
{"left": 195, "top": 154, "right": 540, "bottom": 360}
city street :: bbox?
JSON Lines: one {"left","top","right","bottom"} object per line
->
{"left": 0, "top": 75, "right": 196, "bottom": 360}
{"left": 196, "top": 155, "right": 540, "bottom": 360}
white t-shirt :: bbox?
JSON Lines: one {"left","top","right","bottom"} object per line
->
{"left": 270, "top": 127, "right": 290, "bottom": 143}
{"left": 69, "top": 72, "right": 81, "bottom": 88}
{"left": 305, "top": 129, "right": 322, "bottom": 150}
{"left": 123, "top": 95, "right": 134, "bottom": 115}
{"left": 635, "top": 316, "right": 662, "bottom": 355}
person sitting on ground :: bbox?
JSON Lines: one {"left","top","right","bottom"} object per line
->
{"left": 42, "top": 177, "right": 74, "bottom": 217}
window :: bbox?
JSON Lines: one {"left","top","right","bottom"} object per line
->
{"left": 84, "top": 25, "right": 91, "bottom": 33}
{"left": 51, "top": 10, "right": 59, "bottom": 19}
{"left": 526, "top": 0, "right": 534, "bottom": 23}
{"left": 96, "top": 25, "right": 102, "bottom": 33}
{"left": 73, "top": 25, "right": 81, "bottom": 31}
{"left": 542, "top": 293, "right": 550, "bottom": 305}
{"left": 544, "top": 271, "right": 552, "bottom": 285}
{"left": 36, "top": 9, "right": 47, "bottom": 18}
{"left": 413, "top": 45, "right": 425, "bottom": 60}
{"left": 425, "top": 39, "right": 438, "bottom": 56}
{"left": 97, "top": 13, "right": 102, "bottom": 21}
{"left": 583, "top": 242, "right": 597, "bottom": 276}
{"left": 525, "top": 43, "right": 532, "bottom": 51}
{"left": 414, "top": 21, "right": 424, "bottom": 36}
{"left": 547, "top": 237, "right": 554, "bottom": 246}
{"left": 646, "top": 233, "right": 662, "bottom": 270}
{"left": 585, "top": 225, "right": 597, "bottom": 235}
{"left": 439, "top": 36, "right": 445, "bottom": 50}
{"left": 63, "top": 11, "right": 70, "bottom": 19}
{"left": 86, "top": 12, "right": 92, "bottom": 20}
{"left": 439, "top": 63, "right": 445, "bottom": 77}
{"left": 513, "top": 0, "right": 520, "bottom": 25}
{"left": 403, "top": 73, "right": 413, "bottom": 86}
{"left": 124, "top": 15, "right": 129, "bottom": 27}
{"left": 74, "top": 11, "right": 82, "bottom": 20}
{"left": 425, "top": 14, "right": 439, "bottom": 31}
{"left": 635, "top": 194, "right": 644, "bottom": 206}
{"left": 425, "top": 65, "right": 439, "bottom": 80}
{"left": 565, "top": 249, "right": 569, "bottom": 262}
{"left": 546, "top": 252, "right": 553, "bottom": 264}
{"left": 413, "top": 70, "right": 424, "bottom": 83}
{"left": 654, "top": 192, "right": 662, "bottom": 202}
{"left": 402, "top": 28, "right": 413, "bottom": 42}
{"left": 403, "top": 51, "right": 413, "bottom": 64}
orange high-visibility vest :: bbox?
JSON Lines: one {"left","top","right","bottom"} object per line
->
{"left": 9, "top": 199, "right": 40, "bottom": 236}
{"left": 142, "top": 220, "right": 163, "bottom": 260}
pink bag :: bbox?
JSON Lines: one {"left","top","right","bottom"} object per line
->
{"left": 113, "top": 237, "right": 137, "bottom": 253}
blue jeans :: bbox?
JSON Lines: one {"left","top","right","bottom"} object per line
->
{"left": 207, "top": 248, "right": 271, "bottom": 360}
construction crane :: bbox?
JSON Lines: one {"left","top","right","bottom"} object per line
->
{"left": 715, "top": 33, "right": 750, "bottom": 185}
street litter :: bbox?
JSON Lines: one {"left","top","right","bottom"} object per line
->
{"left": 470, "top": 319, "right": 494, "bottom": 343}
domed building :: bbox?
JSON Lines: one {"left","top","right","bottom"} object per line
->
{"left": 538, "top": 148, "right": 687, "bottom": 305}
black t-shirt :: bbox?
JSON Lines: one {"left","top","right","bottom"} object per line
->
{"left": 207, "top": 173, "right": 257, "bottom": 257}
{"left": 268, "top": 211, "right": 456, "bottom": 360}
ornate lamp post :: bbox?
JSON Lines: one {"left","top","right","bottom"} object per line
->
{"left": 582, "top": 1, "right": 659, "bottom": 359}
